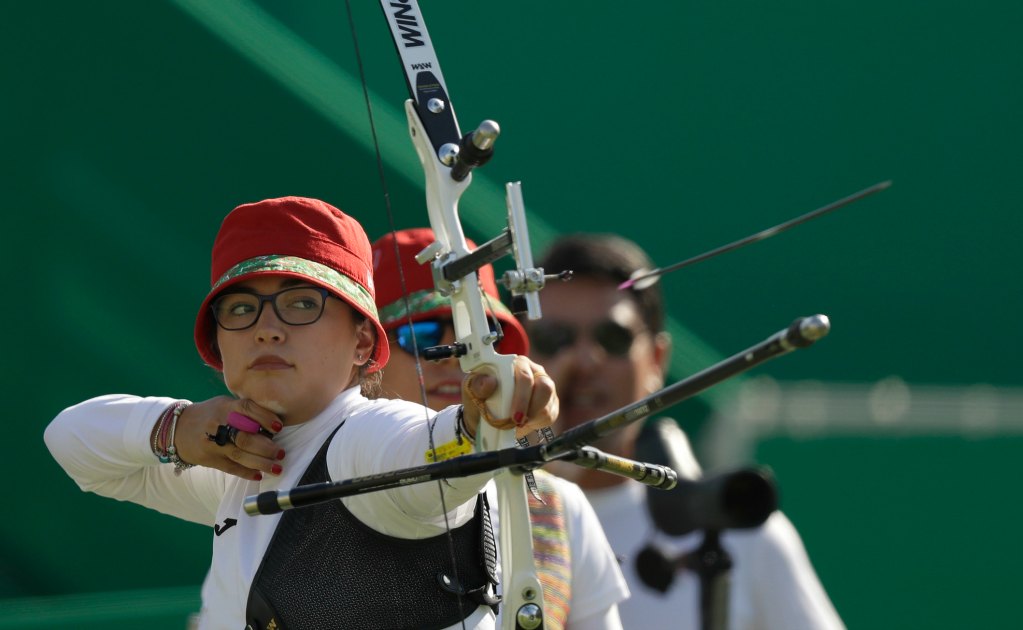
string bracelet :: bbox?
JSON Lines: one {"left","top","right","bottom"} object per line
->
{"left": 153, "top": 401, "right": 196, "bottom": 475}
{"left": 424, "top": 406, "right": 474, "bottom": 463}
{"left": 152, "top": 405, "right": 175, "bottom": 460}
{"left": 456, "top": 404, "right": 476, "bottom": 441}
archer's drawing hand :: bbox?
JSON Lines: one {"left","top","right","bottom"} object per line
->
{"left": 174, "top": 396, "right": 286, "bottom": 480}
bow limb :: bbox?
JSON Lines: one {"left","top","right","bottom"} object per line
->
{"left": 378, "top": 2, "right": 545, "bottom": 628}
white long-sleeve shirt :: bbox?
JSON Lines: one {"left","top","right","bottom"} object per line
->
{"left": 45, "top": 387, "right": 494, "bottom": 629}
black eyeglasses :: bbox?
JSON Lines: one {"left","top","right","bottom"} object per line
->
{"left": 529, "top": 319, "right": 644, "bottom": 357}
{"left": 391, "top": 318, "right": 502, "bottom": 357}
{"left": 211, "top": 286, "right": 333, "bottom": 331}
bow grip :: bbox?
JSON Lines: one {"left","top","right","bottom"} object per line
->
{"left": 466, "top": 352, "right": 520, "bottom": 452}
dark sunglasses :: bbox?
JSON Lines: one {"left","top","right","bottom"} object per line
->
{"left": 392, "top": 319, "right": 450, "bottom": 357}
{"left": 392, "top": 318, "right": 503, "bottom": 357}
{"left": 529, "top": 319, "right": 643, "bottom": 357}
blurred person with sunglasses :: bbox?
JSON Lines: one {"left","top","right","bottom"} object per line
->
{"left": 530, "top": 234, "right": 844, "bottom": 630}
{"left": 373, "top": 228, "right": 630, "bottom": 630}
{"left": 44, "top": 197, "right": 557, "bottom": 629}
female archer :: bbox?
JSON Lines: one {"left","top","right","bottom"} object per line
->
{"left": 45, "top": 196, "right": 557, "bottom": 629}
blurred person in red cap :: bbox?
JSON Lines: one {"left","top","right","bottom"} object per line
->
{"left": 373, "top": 228, "right": 630, "bottom": 630}
{"left": 530, "top": 233, "right": 844, "bottom": 630}
{"left": 45, "top": 196, "right": 557, "bottom": 630}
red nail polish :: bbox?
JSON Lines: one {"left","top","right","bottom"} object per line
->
{"left": 272, "top": 421, "right": 284, "bottom": 432}
{"left": 271, "top": 464, "right": 283, "bottom": 475}
{"left": 513, "top": 411, "right": 525, "bottom": 425}
{"left": 276, "top": 449, "right": 286, "bottom": 461}
{"left": 253, "top": 473, "right": 263, "bottom": 481}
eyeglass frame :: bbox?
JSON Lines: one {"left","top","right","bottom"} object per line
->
{"left": 210, "top": 286, "right": 335, "bottom": 331}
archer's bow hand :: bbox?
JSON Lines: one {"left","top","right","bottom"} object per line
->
{"left": 461, "top": 355, "right": 559, "bottom": 437}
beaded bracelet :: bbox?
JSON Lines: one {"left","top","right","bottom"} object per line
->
{"left": 166, "top": 402, "right": 195, "bottom": 474}
{"left": 153, "top": 401, "right": 195, "bottom": 475}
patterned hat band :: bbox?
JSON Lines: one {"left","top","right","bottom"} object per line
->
{"left": 214, "top": 254, "right": 380, "bottom": 323}
{"left": 378, "top": 288, "right": 514, "bottom": 328}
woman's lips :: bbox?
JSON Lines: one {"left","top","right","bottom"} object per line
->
{"left": 250, "top": 355, "right": 293, "bottom": 370}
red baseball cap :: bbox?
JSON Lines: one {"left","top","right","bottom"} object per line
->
{"left": 371, "top": 228, "right": 529, "bottom": 356}
{"left": 194, "top": 196, "right": 389, "bottom": 372}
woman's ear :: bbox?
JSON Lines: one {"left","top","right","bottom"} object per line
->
{"left": 354, "top": 320, "right": 377, "bottom": 366}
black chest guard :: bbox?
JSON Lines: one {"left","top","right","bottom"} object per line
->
{"left": 246, "top": 424, "right": 499, "bottom": 630}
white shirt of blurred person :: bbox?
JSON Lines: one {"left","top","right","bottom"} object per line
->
{"left": 530, "top": 234, "right": 845, "bottom": 630}
{"left": 371, "top": 228, "right": 630, "bottom": 630}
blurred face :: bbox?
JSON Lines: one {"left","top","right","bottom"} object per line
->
{"left": 531, "top": 277, "right": 669, "bottom": 488}
{"left": 380, "top": 318, "right": 463, "bottom": 411}
{"left": 216, "top": 275, "right": 375, "bottom": 425}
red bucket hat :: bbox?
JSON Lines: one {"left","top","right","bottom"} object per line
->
{"left": 371, "top": 228, "right": 528, "bottom": 356}
{"left": 194, "top": 196, "right": 389, "bottom": 372}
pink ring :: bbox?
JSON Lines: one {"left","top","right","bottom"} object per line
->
{"left": 227, "top": 412, "right": 261, "bottom": 434}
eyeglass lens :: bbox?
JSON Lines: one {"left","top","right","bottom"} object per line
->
{"left": 530, "top": 319, "right": 638, "bottom": 357}
{"left": 212, "top": 287, "right": 329, "bottom": 330}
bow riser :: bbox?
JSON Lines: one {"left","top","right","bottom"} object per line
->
{"left": 381, "top": 1, "right": 546, "bottom": 625}
{"left": 403, "top": 97, "right": 546, "bottom": 629}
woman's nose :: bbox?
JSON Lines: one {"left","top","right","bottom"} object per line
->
{"left": 254, "top": 302, "right": 287, "bottom": 342}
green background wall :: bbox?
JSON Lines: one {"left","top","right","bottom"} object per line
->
{"left": 3, "top": 1, "right": 1020, "bottom": 627}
